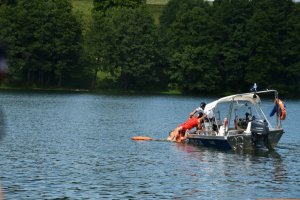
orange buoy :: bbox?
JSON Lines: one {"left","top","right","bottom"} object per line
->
{"left": 131, "top": 136, "right": 153, "bottom": 141}
{"left": 277, "top": 99, "right": 286, "bottom": 120}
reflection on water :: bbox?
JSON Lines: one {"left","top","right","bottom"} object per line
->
{"left": 0, "top": 106, "right": 5, "bottom": 142}
{"left": 179, "top": 144, "right": 287, "bottom": 181}
{"left": 0, "top": 91, "right": 299, "bottom": 199}
{"left": 0, "top": 106, "right": 5, "bottom": 200}
{"left": 175, "top": 143, "right": 293, "bottom": 198}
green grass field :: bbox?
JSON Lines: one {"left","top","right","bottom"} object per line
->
{"left": 71, "top": 0, "right": 93, "bottom": 24}
{"left": 147, "top": 0, "right": 169, "bottom": 5}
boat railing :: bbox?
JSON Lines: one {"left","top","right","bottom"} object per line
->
{"left": 195, "top": 129, "right": 218, "bottom": 136}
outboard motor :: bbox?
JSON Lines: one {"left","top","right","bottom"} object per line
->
{"left": 251, "top": 119, "right": 269, "bottom": 149}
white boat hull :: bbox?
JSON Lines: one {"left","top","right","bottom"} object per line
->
{"left": 187, "top": 129, "right": 284, "bottom": 150}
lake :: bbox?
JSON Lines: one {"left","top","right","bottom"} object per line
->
{"left": 0, "top": 91, "right": 299, "bottom": 199}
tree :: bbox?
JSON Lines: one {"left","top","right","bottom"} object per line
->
{"left": 245, "top": 0, "right": 293, "bottom": 91}
{"left": 51, "top": 0, "right": 83, "bottom": 87}
{"left": 213, "top": 0, "right": 254, "bottom": 92}
{"left": 0, "top": 0, "right": 16, "bottom": 5}
{"left": 0, "top": 0, "right": 83, "bottom": 87}
{"left": 161, "top": 0, "right": 220, "bottom": 92}
{"left": 161, "top": 0, "right": 299, "bottom": 94}
{"left": 0, "top": 43, "right": 5, "bottom": 59}
{"left": 89, "top": 7, "right": 163, "bottom": 89}
{"left": 159, "top": 0, "right": 182, "bottom": 28}
{"left": 87, "top": 0, "right": 150, "bottom": 89}
{"left": 93, "top": 0, "right": 145, "bottom": 13}
{"left": 282, "top": 2, "right": 300, "bottom": 93}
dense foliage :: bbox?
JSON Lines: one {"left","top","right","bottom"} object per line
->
{"left": 0, "top": 0, "right": 83, "bottom": 87}
{"left": 88, "top": 6, "right": 165, "bottom": 89}
{"left": 93, "top": 0, "right": 145, "bottom": 13}
{"left": 160, "top": 0, "right": 300, "bottom": 94}
{"left": 0, "top": 43, "right": 5, "bottom": 59}
{"left": 0, "top": 0, "right": 300, "bottom": 95}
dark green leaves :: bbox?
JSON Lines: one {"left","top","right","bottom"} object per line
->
{"left": 160, "top": 0, "right": 300, "bottom": 94}
{"left": 0, "top": 0, "right": 82, "bottom": 87}
{"left": 1, "top": 0, "right": 300, "bottom": 94}
{"left": 89, "top": 6, "right": 162, "bottom": 89}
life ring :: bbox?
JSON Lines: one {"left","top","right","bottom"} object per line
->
{"left": 277, "top": 99, "right": 286, "bottom": 120}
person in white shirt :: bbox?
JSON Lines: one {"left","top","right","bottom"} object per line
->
{"left": 189, "top": 102, "right": 206, "bottom": 118}
{"left": 190, "top": 102, "right": 215, "bottom": 128}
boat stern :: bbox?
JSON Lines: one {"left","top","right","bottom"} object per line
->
{"left": 266, "top": 128, "right": 284, "bottom": 149}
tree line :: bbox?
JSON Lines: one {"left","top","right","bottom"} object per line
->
{"left": 0, "top": 0, "right": 299, "bottom": 95}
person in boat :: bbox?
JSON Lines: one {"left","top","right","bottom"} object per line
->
{"left": 190, "top": 102, "right": 214, "bottom": 120}
{"left": 190, "top": 102, "right": 218, "bottom": 131}
{"left": 167, "top": 113, "right": 204, "bottom": 142}
{"left": 234, "top": 112, "right": 252, "bottom": 132}
{"left": 189, "top": 102, "right": 206, "bottom": 118}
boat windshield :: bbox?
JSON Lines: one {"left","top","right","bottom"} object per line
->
{"left": 214, "top": 100, "right": 269, "bottom": 131}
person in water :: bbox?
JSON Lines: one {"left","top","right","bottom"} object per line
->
{"left": 167, "top": 113, "right": 204, "bottom": 142}
{"left": 234, "top": 112, "right": 252, "bottom": 131}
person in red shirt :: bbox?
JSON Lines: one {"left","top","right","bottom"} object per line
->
{"left": 167, "top": 113, "right": 203, "bottom": 142}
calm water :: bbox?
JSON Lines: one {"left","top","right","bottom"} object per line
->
{"left": 0, "top": 91, "right": 299, "bottom": 199}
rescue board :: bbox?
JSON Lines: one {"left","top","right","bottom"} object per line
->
{"left": 131, "top": 136, "right": 153, "bottom": 141}
{"left": 131, "top": 136, "right": 169, "bottom": 142}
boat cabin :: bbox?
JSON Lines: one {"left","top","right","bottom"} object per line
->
{"left": 196, "top": 91, "right": 278, "bottom": 137}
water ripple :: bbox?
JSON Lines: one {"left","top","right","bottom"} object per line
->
{"left": 0, "top": 92, "right": 299, "bottom": 199}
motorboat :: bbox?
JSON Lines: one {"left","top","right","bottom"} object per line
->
{"left": 187, "top": 89, "right": 286, "bottom": 150}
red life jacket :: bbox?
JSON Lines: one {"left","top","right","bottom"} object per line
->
{"left": 181, "top": 117, "right": 198, "bottom": 132}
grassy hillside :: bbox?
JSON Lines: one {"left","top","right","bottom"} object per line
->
{"left": 71, "top": 0, "right": 168, "bottom": 25}
{"left": 71, "top": 0, "right": 93, "bottom": 23}
{"left": 147, "top": 0, "right": 169, "bottom": 4}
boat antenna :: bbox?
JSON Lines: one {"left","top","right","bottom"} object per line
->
{"left": 250, "top": 83, "right": 257, "bottom": 98}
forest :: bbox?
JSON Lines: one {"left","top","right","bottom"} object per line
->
{"left": 0, "top": 0, "right": 299, "bottom": 95}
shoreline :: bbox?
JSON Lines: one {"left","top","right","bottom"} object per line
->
{"left": 0, "top": 86, "right": 182, "bottom": 95}
{"left": 0, "top": 86, "right": 297, "bottom": 98}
